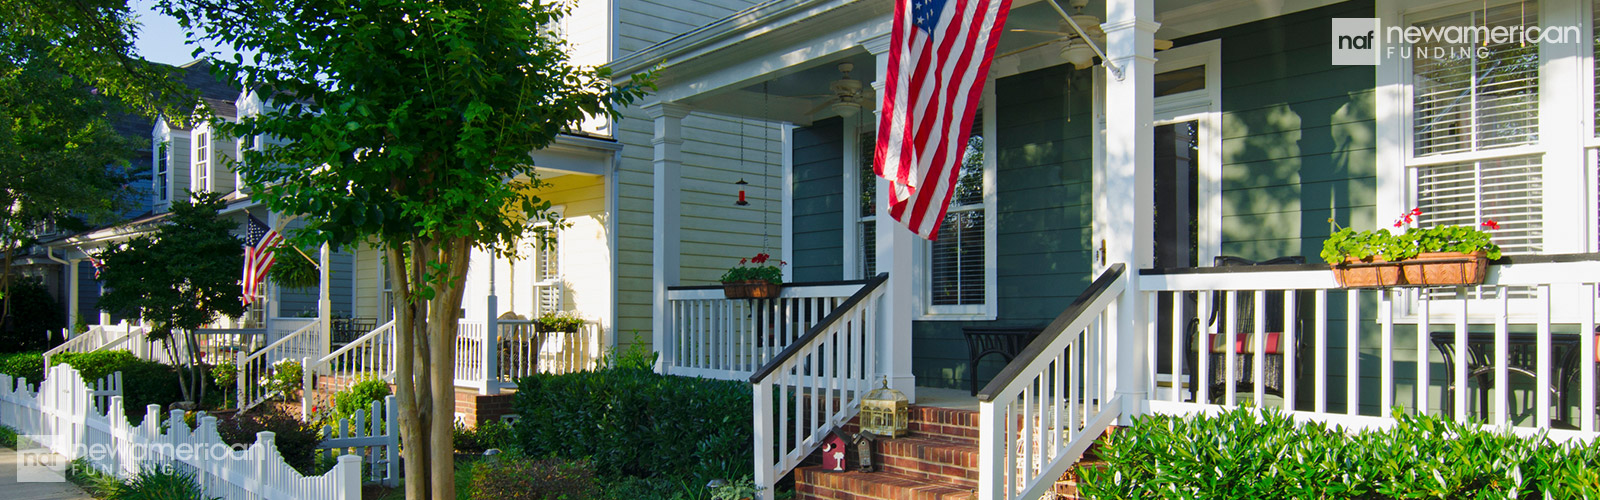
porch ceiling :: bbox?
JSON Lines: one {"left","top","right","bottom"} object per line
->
{"left": 617, "top": 0, "right": 1346, "bottom": 123}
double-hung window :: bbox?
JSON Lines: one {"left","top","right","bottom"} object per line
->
{"left": 856, "top": 132, "right": 877, "bottom": 279}
{"left": 921, "top": 112, "right": 995, "bottom": 318}
{"left": 1408, "top": 2, "right": 1543, "bottom": 261}
{"left": 156, "top": 143, "right": 169, "bottom": 201}
{"left": 195, "top": 131, "right": 210, "bottom": 194}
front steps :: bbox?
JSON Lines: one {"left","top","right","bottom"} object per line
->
{"left": 794, "top": 405, "right": 1103, "bottom": 500}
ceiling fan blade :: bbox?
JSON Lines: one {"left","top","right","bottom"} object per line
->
{"left": 1155, "top": 39, "right": 1174, "bottom": 51}
{"left": 996, "top": 39, "right": 1062, "bottom": 59}
{"left": 1008, "top": 28, "right": 1075, "bottom": 36}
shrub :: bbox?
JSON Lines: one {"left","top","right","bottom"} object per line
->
{"left": 0, "top": 351, "right": 43, "bottom": 382}
{"left": 1077, "top": 406, "right": 1600, "bottom": 499}
{"left": 0, "top": 278, "right": 64, "bottom": 352}
{"left": 51, "top": 350, "right": 142, "bottom": 381}
{"left": 217, "top": 407, "right": 323, "bottom": 475}
{"left": 469, "top": 457, "right": 598, "bottom": 500}
{"left": 513, "top": 367, "right": 752, "bottom": 482}
{"left": 456, "top": 419, "right": 516, "bottom": 453}
{"left": 99, "top": 466, "right": 219, "bottom": 500}
{"left": 259, "top": 359, "right": 302, "bottom": 400}
{"left": 329, "top": 377, "right": 389, "bottom": 425}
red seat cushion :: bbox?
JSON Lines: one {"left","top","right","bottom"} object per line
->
{"left": 1208, "top": 332, "right": 1283, "bottom": 355}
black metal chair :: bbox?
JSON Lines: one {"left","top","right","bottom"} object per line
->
{"left": 963, "top": 327, "right": 1043, "bottom": 396}
{"left": 1187, "top": 256, "right": 1307, "bottom": 401}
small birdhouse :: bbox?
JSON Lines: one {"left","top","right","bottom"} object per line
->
{"left": 822, "top": 428, "right": 851, "bottom": 472}
{"left": 852, "top": 431, "right": 877, "bottom": 473}
{"left": 860, "top": 377, "right": 909, "bottom": 438}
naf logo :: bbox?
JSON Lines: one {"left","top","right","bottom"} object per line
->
{"left": 1331, "top": 18, "right": 1380, "bottom": 66}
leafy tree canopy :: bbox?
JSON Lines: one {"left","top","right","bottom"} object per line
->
{"left": 96, "top": 192, "right": 245, "bottom": 340}
{"left": 0, "top": 0, "right": 206, "bottom": 126}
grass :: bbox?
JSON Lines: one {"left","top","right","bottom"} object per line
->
{"left": 0, "top": 424, "right": 16, "bottom": 448}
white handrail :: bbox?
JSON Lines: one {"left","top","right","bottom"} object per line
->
{"left": 237, "top": 319, "right": 326, "bottom": 412}
{"left": 976, "top": 265, "right": 1126, "bottom": 500}
{"left": 301, "top": 320, "right": 397, "bottom": 420}
{"left": 751, "top": 274, "right": 887, "bottom": 496}
{"left": 43, "top": 324, "right": 132, "bottom": 368}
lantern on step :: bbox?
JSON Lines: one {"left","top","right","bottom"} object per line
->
{"left": 860, "top": 377, "right": 909, "bottom": 438}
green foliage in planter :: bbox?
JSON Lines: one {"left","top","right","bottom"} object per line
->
{"left": 469, "top": 457, "right": 599, "bottom": 500}
{"left": 0, "top": 351, "right": 43, "bottom": 382}
{"left": 1077, "top": 406, "right": 1600, "bottom": 499}
{"left": 512, "top": 367, "right": 753, "bottom": 483}
{"left": 217, "top": 406, "right": 323, "bottom": 475}
{"left": 1320, "top": 227, "right": 1406, "bottom": 265}
{"left": 1396, "top": 225, "right": 1502, "bottom": 260}
{"left": 717, "top": 253, "right": 784, "bottom": 285}
{"left": 536, "top": 311, "right": 584, "bottom": 333}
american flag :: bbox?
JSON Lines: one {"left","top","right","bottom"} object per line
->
{"left": 88, "top": 256, "right": 105, "bottom": 279}
{"left": 875, "top": 0, "right": 1010, "bottom": 240}
{"left": 242, "top": 214, "right": 283, "bottom": 305}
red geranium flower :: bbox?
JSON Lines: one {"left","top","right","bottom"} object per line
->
{"left": 752, "top": 253, "right": 770, "bottom": 264}
{"left": 1481, "top": 220, "right": 1500, "bottom": 230}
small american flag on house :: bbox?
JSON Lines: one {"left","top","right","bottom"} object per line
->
{"left": 242, "top": 214, "right": 283, "bottom": 305}
{"left": 88, "top": 256, "right": 105, "bottom": 279}
{"left": 875, "top": 0, "right": 1011, "bottom": 240}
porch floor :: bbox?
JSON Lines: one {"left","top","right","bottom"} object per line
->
{"left": 914, "top": 386, "right": 979, "bottom": 412}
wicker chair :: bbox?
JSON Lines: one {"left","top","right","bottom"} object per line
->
{"left": 1187, "top": 256, "right": 1306, "bottom": 401}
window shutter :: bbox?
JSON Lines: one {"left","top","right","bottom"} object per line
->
{"left": 1411, "top": 4, "right": 1539, "bottom": 158}
{"left": 1415, "top": 155, "right": 1544, "bottom": 256}
{"left": 536, "top": 236, "right": 560, "bottom": 314}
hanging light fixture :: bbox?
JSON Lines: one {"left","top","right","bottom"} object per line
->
{"left": 734, "top": 178, "right": 750, "bottom": 206}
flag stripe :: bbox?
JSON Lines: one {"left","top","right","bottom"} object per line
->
{"left": 875, "top": 0, "right": 1010, "bottom": 240}
{"left": 242, "top": 215, "right": 282, "bottom": 305}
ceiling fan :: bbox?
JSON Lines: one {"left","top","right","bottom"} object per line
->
{"left": 998, "top": 0, "right": 1173, "bottom": 69}
{"left": 800, "top": 63, "right": 874, "bottom": 118}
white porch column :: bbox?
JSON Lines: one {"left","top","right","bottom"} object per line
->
{"left": 67, "top": 258, "right": 81, "bottom": 336}
{"left": 484, "top": 251, "right": 499, "bottom": 395}
{"left": 866, "top": 35, "right": 916, "bottom": 402}
{"left": 644, "top": 102, "right": 689, "bottom": 372}
{"left": 319, "top": 243, "right": 332, "bottom": 362}
{"left": 1102, "top": 0, "right": 1158, "bottom": 417}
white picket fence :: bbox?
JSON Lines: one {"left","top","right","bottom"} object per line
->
{"left": 0, "top": 364, "right": 363, "bottom": 499}
{"left": 316, "top": 395, "right": 400, "bottom": 487}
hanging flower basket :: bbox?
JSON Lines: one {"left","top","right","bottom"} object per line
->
{"left": 1399, "top": 251, "right": 1489, "bottom": 286}
{"left": 1330, "top": 257, "right": 1404, "bottom": 289}
{"left": 722, "top": 280, "right": 782, "bottom": 299}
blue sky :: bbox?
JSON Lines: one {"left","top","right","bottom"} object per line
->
{"left": 130, "top": 0, "right": 236, "bottom": 66}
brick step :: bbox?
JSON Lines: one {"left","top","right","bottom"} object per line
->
{"left": 873, "top": 436, "right": 979, "bottom": 489}
{"left": 905, "top": 405, "right": 978, "bottom": 444}
{"left": 796, "top": 466, "right": 975, "bottom": 500}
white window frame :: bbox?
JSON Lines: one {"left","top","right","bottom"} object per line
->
{"left": 155, "top": 142, "right": 169, "bottom": 202}
{"left": 842, "top": 116, "right": 878, "bottom": 280}
{"left": 915, "top": 84, "right": 998, "bottom": 320}
{"left": 194, "top": 130, "right": 210, "bottom": 194}
{"left": 1152, "top": 40, "right": 1224, "bottom": 270}
{"left": 530, "top": 206, "right": 565, "bottom": 317}
{"left": 1376, "top": 0, "right": 1594, "bottom": 322}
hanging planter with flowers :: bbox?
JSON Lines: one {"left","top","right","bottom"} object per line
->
{"left": 719, "top": 253, "right": 786, "bottom": 299}
{"left": 1320, "top": 209, "right": 1502, "bottom": 288}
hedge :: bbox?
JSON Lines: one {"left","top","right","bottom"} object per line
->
{"left": 512, "top": 367, "right": 752, "bottom": 483}
{"left": 1078, "top": 406, "right": 1600, "bottom": 499}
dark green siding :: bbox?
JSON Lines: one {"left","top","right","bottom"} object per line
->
{"left": 1174, "top": 0, "right": 1378, "bottom": 413}
{"left": 790, "top": 118, "right": 845, "bottom": 282}
{"left": 913, "top": 65, "right": 1097, "bottom": 390}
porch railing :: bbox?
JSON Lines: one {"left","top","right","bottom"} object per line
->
{"left": 492, "top": 320, "right": 603, "bottom": 389}
{"left": 454, "top": 320, "right": 489, "bottom": 390}
{"left": 665, "top": 280, "right": 870, "bottom": 381}
{"left": 302, "top": 320, "right": 397, "bottom": 421}
{"left": 1138, "top": 255, "right": 1600, "bottom": 438}
{"left": 236, "top": 319, "right": 327, "bottom": 413}
{"left": 43, "top": 322, "right": 143, "bottom": 368}
{"left": 976, "top": 265, "right": 1126, "bottom": 500}
{"left": 751, "top": 273, "right": 887, "bottom": 496}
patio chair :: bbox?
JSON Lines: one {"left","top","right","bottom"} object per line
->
{"left": 963, "top": 327, "right": 1043, "bottom": 396}
{"left": 1187, "top": 256, "right": 1307, "bottom": 401}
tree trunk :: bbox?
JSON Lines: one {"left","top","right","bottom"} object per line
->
{"left": 390, "top": 244, "right": 430, "bottom": 499}
{"left": 426, "top": 237, "right": 470, "bottom": 500}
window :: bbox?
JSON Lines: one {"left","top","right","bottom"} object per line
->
{"left": 857, "top": 132, "right": 877, "bottom": 279}
{"left": 1407, "top": 3, "right": 1543, "bottom": 255}
{"left": 923, "top": 114, "right": 992, "bottom": 317}
{"left": 532, "top": 213, "right": 563, "bottom": 316}
{"left": 195, "top": 131, "right": 210, "bottom": 193}
{"left": 156, "top": 143, "right": 169, "bottom": 201}
{"left": 381, "top": 256, "right": 395, "bottom": 323}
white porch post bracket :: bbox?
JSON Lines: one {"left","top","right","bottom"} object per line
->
{"left": 645, "top": 101, "right": 690, "bottom": 374}
{"left": 1102, "top": 0, "right": 1158, "bottom": 421}
{"left": 864, "top": 34, "right": 916, "bottom": 401}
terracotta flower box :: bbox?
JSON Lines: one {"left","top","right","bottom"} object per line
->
{"left": 1331, "top": 258, "right": 1404, "bottom": 288}
{"left": 1399, "top": 251, "right": 1489, "bottom": 286}
{"left": 722, "top": 280, "right": 782, "bottom": 299}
